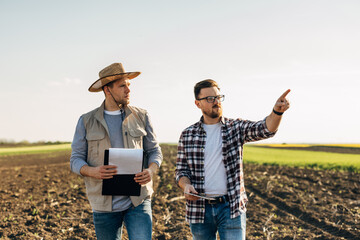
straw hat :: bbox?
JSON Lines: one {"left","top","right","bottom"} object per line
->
{"left": 88, "top": 63, "right": 141, "bottom": 92}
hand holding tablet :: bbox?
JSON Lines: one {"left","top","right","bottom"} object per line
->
{"left": 184, "top": 192, "right": 216, "bottom": 200}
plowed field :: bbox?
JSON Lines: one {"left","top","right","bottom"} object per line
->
{"left": 0, "top": 145, "right": 359, "bottom": 239}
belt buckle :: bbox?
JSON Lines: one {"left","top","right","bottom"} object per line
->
{"left": 207, "top": 196, "right": 224, "bottom": 204}
{"left": 207, "top": 199, "right": 217, "bottom": 204}
{"left": 207, "top": 197, "right": 218, "bottom": 204}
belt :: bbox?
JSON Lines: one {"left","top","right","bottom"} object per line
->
{"left": 205, "top": 195, "right": 229, "bottom": 204}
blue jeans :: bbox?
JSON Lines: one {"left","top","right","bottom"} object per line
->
{"left": 92, "top": 199, "right": 152, "bottom": 240}
{"left": 190, "top": 202, "right": 246, "bottom": 240}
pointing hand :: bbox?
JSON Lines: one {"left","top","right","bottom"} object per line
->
{"left": 273, "top": 89, "right": 291, "bottom": 114}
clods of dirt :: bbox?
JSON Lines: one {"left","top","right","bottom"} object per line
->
{"left": 0, "top": 145, "right": 359, "bottom": 239}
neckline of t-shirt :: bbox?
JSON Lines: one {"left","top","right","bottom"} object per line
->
{"left": 203, "top": 122, "right": 221, "bottom": 128}
{"left": 104, "top": 110, "right": 122, "bottom": 116}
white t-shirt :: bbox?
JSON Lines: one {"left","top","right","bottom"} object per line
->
{"left": 203, "top": 123, "right": 228, "bottom": 196}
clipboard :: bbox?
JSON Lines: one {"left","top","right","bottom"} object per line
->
{"left": 102, "top": 149, "right": 144, "bottom": 196}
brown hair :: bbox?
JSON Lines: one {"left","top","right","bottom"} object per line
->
{"left": 102, "top": 81, "right": 115, "bottom": 91}
{"left": 101, "top": 77, "right": 125, "bottom": 92}
{"left": 194, "top": 79, "right": 220, "bottom": 99}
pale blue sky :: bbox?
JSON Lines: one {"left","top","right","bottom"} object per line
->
{"left": 1, "top": 0, "right": 359, "bottom": 143}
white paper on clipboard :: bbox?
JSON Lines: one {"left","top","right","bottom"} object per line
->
{"left": 108, "top": 148, "right": 143, "bottom": 174}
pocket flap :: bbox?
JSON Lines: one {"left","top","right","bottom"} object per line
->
{"left": 86, "top": 132, "right": 105, "bottom": 141}
{"left": 128, "top": 128, "right": 147, "bottom": 137}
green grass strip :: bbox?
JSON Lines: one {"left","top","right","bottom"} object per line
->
{"left": 243, "top": 145, "right": 360, "bottom": 172}
{"left": 0, "top": 144, "right": 72, "bottom": 156}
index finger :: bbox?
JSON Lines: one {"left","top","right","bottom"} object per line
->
{"left": 104, "top": 165, "right": 117, "bottom": 169}
{"left": 280, "top": 89, "right": 291, "bottom": 99}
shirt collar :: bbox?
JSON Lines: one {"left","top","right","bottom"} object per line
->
{"left": 197, "top": 116, "right": 226, "bottom": 129}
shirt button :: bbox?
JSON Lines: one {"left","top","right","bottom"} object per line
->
{"left": 201, "top": 177, "right": 204, "bottom": 180}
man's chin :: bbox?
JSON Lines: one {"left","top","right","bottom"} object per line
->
{"left": 208, "top": 112, "right": 221, "bottom": 119}
{"left": 202, "top": 109, "right": 222, "bottom": 119}
{"left": 120, "top": 100, "right": 130, "bottom": 108}
{"left": 211, "top": 110, "right": 222, "bottom": 119}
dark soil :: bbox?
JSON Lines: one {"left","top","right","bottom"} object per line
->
{"left": 0, "top": 145, "right": 359, "bottom": 239}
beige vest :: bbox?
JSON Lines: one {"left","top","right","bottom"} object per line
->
{"left": 82, "top": 102, "right": 153, "bottom": 212}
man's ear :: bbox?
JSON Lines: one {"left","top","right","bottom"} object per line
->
{"left": 195, "top": 100, "right": 201, "bottom": 109}
{"left": 103, "top": 86, "right": 110, "bottom": 95}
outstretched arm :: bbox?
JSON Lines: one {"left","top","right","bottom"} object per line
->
{"left": 266, "top": 89, "right": 291, "bottom": 132}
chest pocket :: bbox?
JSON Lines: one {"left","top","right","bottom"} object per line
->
{"left": 127, "top": 127, "right": 147, "bottom": 149}
{"left": 86, "top": 131, "right": 106, "bottom": 166}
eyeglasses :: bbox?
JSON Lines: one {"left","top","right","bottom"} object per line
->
{"left": 196, "top": 95, "right": 225, "bottom": 103}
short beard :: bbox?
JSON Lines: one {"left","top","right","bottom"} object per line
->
{"left": 203, "top": 105, "right": 222, "bottom": 119}
{"left": 119, "top": 99, "right": 130, "bottom": 108}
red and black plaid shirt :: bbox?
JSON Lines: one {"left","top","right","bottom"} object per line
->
{"left": 175, "top": 116, "right": 276, "bottom": 223}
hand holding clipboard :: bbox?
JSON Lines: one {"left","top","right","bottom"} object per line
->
{"left": 102, "top": 148, "right": 144, "bottom": 196}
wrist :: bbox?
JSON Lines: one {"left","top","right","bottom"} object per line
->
{"left": 146, "top": 168, "right": 154, "bottom": 176}
{"left": 148, "top": 163, "right": 158, "bottom": 174}
{"left": 273, "top": 108, "right": 284, "bottom": 116}
{"left": 179, "top": 177, "right": 191, "bottom": 190}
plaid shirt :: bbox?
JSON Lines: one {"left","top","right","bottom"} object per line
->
{"left": 175, "top": 116, "right": 276, "bottom": 223}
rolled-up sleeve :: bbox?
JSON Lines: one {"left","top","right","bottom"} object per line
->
{"left": 143, "top": 112, "right": 163, "bottom": 168}
{"left": 238, "top": 117, "right": 276, "bottom": 144}
{"left": 175, "top": 132, "right": 192, "bottom": 184}
{"left": 70, "top": 116, "right": 88, "bottom": 175}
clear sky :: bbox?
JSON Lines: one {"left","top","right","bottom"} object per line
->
{"left": 1, "top": 0, "right": 359, "bottom": 144}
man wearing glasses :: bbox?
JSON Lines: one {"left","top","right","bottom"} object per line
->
{"left": 175, "top": 79, "right": 290, "bottom": 239}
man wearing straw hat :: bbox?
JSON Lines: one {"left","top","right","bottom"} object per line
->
{"left": 70, "top": 62, "right": 162, "bottom": 240}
